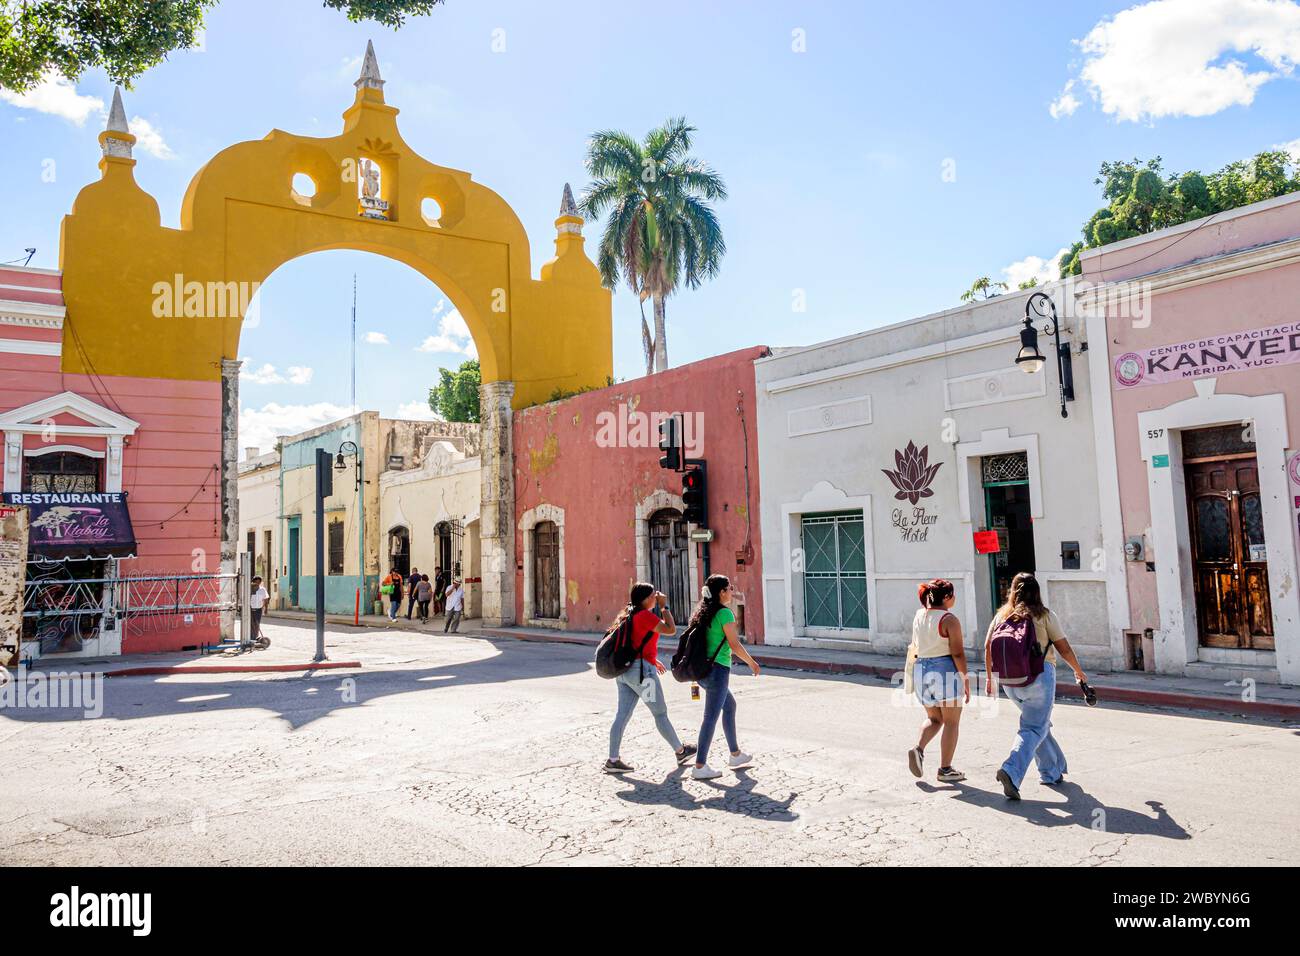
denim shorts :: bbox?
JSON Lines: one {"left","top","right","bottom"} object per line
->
{"left": 914, "top": 655, "right": 963, "bottom": 706}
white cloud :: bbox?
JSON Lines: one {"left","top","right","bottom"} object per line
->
{"left": 1054, "top": 0, "right": 1300, "bottom": 123}
{"left": 1049, "top": 81, "right": 1080, "bottom": 119}
{"left": 238, "top": 401, "right": 355, "bottom": 459}
{"left": 364, "top": 331, "right": 390, "bottom": 345}
{"left": 128, "top": 115, "right": 174, "bottom": 159}
{"left": 0, "top": 74, "right": 175, "bottom": 157}
{"left": 1002, "top": 248, "right": 1071, "bottom": 290}
{"left": 415, "top": 306, "right": 477, "bottom": 358}
{"left": 0, "top": 75, "right": 103, "bottom": 125}
{"left": 239, "top": 359, "right": 313, "bottom": 386}
{"left": 1277, "top": 137, "right": 1300, "bottom": 163}
{"left": 395, "top": 400, "right": 439, "bottom": 421}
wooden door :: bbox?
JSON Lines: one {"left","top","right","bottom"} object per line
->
{"left": 533, "top": 520, "right": 560, "bottom": 619}
{"left": 1185, "top": 457, "right": 1274, "bottom": 650}
{"left": 649, "top": 509, "right": 692, "bottom": 620}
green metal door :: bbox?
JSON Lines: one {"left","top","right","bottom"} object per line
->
{"left": 801, "top": 511, "right": 868, "bottom": 630}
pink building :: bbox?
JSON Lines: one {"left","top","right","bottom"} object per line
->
{"left": 1, "top": 264, "right": 225, "bottom": 659}
{"left": 1084, "top": 192, "right": 1300, "bottom": 686}
{"left": 512, "top": 347, "right": 767, "bottom": 639}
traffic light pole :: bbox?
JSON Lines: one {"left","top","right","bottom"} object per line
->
{"left": 684, "top": 457, "right": 710, "bottom": 579}
{"left": 313, "top": 447, "right": 333, "bottom": 663}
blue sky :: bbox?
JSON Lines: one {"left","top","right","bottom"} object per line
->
{"left": 2, "top": 0, "right": 1297, "bottom": 456}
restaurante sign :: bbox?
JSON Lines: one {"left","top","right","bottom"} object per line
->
{"left": 0, "top": 492, "right": 137, "bottom": 559}
{"left": 1113, "top": 321, "right": 1300, "bottom": 388}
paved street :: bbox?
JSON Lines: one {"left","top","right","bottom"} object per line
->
{"left": 2, "top": 620, "right": 1296, "bottom": 866}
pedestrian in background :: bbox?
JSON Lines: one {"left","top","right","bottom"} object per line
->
{"left": 690, "top": 574, "right": 760, "bottom": 781}
{"left": 432, "top": 565, "right": 447, "bottom": 616}
{"left": 905, "top": 578, "right": 968, "bottom": 784}
{"left": 985, "top": 572, "right": 1089, "bottom": 800}
{"left": 406, "top": 566, "right": 421, "bottom": 620}
{"left": 415, "top": 573, "right": 433, "bottom": 622}
{"left": 604, "top": 582, "right": 697, "bottom": 774}
{"left": 382, "top": 569, "right": 404, "bottom": 622}
{"left": 249, "top": 575, "right": 269, "bottom": 645}
{"left": 443, "top": 578, "right": 465, "bottom": 633}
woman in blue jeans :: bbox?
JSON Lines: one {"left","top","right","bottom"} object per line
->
{"left": 691, "top": 574, "right": 761, "bottom": 781}
{"left": 604, "top": 582, "right": 698, "bottom": 774}
{"left": 984, "top": 573, "right": 1089, "bottom": 800}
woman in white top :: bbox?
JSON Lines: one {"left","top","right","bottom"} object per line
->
{"left": 906, "top": 578, "right": 969, "bottom": 783}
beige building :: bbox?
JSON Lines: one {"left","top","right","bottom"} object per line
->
{"left": 379, "top": 439, "right": 483, "bottom": 618}
{"left": 236, "top": 446, "right": 281, "bottom": 604}
{"left": 247, "top": 411, "right": 477, "bottom": 615}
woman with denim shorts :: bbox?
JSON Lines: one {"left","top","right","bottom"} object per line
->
{"left": 906, "top": 578, "right": 969, "bottom": 783}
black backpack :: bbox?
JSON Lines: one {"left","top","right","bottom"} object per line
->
{"left": 594, "top": 612, "right": 651, "bottom": 679}
{"left": 669, "top": 619, "right": 728, "bottom": 683}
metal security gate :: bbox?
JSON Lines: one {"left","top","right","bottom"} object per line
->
{"left": 21, "top": 564, "right": 239, "bottom": 658}
{"left": 801, "top": 511, "right": 868, "bottom": 630}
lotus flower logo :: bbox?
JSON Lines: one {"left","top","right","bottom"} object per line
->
{"left": 881, "top": 441, "right": 943, "bottom": 505}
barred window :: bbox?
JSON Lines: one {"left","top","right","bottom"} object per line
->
{"left": 328, "top": 520, "right": 345, "bottom": 575}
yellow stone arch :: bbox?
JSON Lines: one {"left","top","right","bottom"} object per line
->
{"left": 58, "top": 44, "right": 611, "bottom": 409}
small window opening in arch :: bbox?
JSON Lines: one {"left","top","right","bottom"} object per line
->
{"left": 421, "top": 197, "right": 443, "bottom": 226}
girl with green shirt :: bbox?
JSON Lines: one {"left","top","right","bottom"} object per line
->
{"left": 689, "top": 574, "right": 761, "bottom": 780}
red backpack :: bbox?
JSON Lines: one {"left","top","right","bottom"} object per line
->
{"left": 987, "top": 614, "right": 1048, "bottom": 687}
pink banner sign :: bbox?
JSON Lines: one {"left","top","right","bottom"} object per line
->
{"left": 1113, "top": 321, "right": 1300, "bottom": 389}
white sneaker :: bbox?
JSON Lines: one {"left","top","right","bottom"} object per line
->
{"left": 691, "top": 764, "right": 723, "bottom": 780}
{"left": 728, "top": 752, "right": 754, "bottom": 771}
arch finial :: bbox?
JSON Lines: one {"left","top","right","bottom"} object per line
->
{"left": 355, "top": 40, "right": 385, "bottom": 91}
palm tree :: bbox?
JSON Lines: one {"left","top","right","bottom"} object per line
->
{"left": 579, "top": 117, "right": 727, "bottom": 374}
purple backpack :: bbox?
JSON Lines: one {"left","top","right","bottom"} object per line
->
{"left": 988, "top": 614, "right": 1046, "bottom": 687}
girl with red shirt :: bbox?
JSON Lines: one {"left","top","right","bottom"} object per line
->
{"left": 604, "top": 582, "right": 697, "bottom": 774}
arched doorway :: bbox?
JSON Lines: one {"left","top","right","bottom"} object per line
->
{"left": 648, "top": 508, "right": 693, "bottom": 621}
{"left": 388, "top": 526, "right": 410, "bottom": 578}
{"left": 532, "top": 520, "right": 561, "bottom": 620}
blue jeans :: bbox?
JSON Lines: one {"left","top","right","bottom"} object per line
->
{"left": 999, "top": 665, "right": 1067, "bottom": 786}
{"left": 696, "top": 663, "right": 738, "bottom": 765}
{"left": 609, "top": 663, "right": 682, "bottom": 760}
{"left": 388, "top": 597, "right": 402, "bottom": 620}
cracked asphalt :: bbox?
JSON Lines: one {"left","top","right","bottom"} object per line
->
{"left": 2, "top": 619, "right": 1296, "bottom": 866}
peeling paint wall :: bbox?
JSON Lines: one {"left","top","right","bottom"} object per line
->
{"left": 512, "top": 347, "right": 767, "bottom": 638}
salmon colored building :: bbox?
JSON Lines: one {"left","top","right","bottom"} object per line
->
{"left": 1083, "top": 191, "right": 1300, "bottom": 686}
{"left": 1, "top": 264, "right": 225, "bottom": 659}
{"left": 512, "top": 347, "right": 768, "bottom": 639}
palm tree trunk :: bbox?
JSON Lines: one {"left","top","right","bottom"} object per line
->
{"left": 652, "top": 294, "right": 668, "bottom": 372}
{"left": 639, "top": 298, "right": 654, "bottom": 377}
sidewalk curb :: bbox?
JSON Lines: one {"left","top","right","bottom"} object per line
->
{"left": 479, "top": 626, "right": 1300, "bottom": 720}
{"left": 101, "top": 661, "right": 362, "bottom": 678}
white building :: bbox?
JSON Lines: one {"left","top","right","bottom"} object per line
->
{"left": 755, "top": 287, "right": 1113, "bottom": 668}
{"left": 236, "top": 446, "right": 281, "bottom": 604}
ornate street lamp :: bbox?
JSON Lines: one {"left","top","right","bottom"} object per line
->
{"left": 1015, "top": 291, "right": 1075, "bottom": 418}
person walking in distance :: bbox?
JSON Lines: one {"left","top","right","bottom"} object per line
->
{"left": 382, "top": 568, "right": 404, "bottom": 622}
{"left": 415, "top": 573, "right": 433, "bottom": 623}
{"left": 604, "top": 582, "right": 697, "bottom": 774}
{"left": 444, "top": 578, "right": 465, "bottom": 633}
{"left": 690, "top": 574, "right": 760, "bottom": 781}
{"left": 405, "top": 566, "right": 420, "bottom": 620}
{"left": 905, "top": 579, "right": 969, "bottom": 783}
{"left": 249, "top": 575, "right": 269, "bottom": 645}
{"left": 985, "top": 572, "right": 1089, "bottom": 800}
{"left": 432, "top": 566, "right": 447, "bottom": 616}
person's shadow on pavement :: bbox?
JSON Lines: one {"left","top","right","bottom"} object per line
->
{"left": 917, "top": 778, "right": 1189, "bottom": 839}
{"left": 615, "top": 767, "right": 798, "bottom": 822}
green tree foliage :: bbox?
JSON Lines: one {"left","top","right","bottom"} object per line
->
{"left": 960, "top": 276, "right": 1007, "bottom": 302}
{"left": 579, "top": 117, "right": 727, "bottom": 375}
{"left": 427, "top": 358, "right": 480, "bottom": 424}
{"left": 0, "top": 0, "right": 444, "bottom": 92}
{"left": 1059, "top": 149, "right": 1300, "bottom": 278}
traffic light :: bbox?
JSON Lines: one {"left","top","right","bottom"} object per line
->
{"left": 658, "top": 415, "right": 680, "bottom": 471}
{"left": 681, "top": 464, "right": 707, "bottom": 525}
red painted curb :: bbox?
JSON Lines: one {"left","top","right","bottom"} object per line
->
{"left": 101, "top": 661, "right": 362, "bottom": 678}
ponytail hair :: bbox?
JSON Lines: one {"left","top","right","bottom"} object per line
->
{"left": 610, "top": 581, "right": 656, "bottom": 632}
{"left": 996, "top": 572, "right": 1047, "bottom": 623}
{"left": 687, "top": 574, "right": 731, "bottom": 633}
{"left": 917, "top": 578, "right": 954, "bottom": 609}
